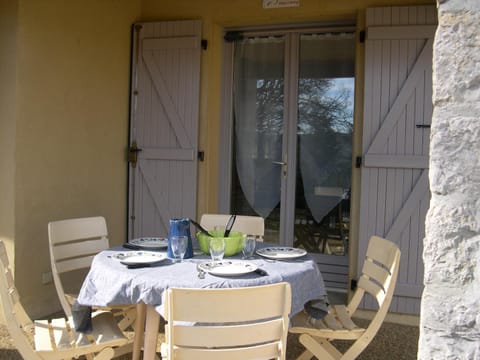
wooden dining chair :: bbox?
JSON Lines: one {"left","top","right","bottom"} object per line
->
{"left": 0, "top": 240, "right": 128, "bottom": 360}
{"left": 290, "top": 235, "right": 401, "bottom": 360}
{"left": 48, "top": 216, "right": 136, "bottom": 353}
{"left": 200, "top": 213, "right": 265, "bottom": 240}
{"left": 160, "top": 282, "right": 292, "bottom": 360}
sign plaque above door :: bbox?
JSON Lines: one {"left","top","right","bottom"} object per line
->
{"left": 263, "top": 0, "right": 300, "bottom": 9}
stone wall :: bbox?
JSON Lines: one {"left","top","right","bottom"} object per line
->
{"left": 419, "top": 0, "right": 480, "bottom": 358}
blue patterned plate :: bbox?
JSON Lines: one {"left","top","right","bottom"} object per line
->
{"left": 112, "top": 251, "right": 167, "bottom": 265}
{"left": 129, "top": 237, "right": 168, "bottom": 250}
{"left": 256, "top": 247, "right": 307, "bottom": 260}
{"left": 198, "top": 260, "right": 257, "bottom": 276}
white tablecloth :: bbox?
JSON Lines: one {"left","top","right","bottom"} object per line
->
{"left": 77, "top": 242, "right": 327, "bottom": 316}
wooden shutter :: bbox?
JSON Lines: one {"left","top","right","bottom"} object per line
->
{"left": 358, "top": 6, "right": 436, "bottom": 314}
{"left": 128, "top": 20, "right": 202, "bottom": 238}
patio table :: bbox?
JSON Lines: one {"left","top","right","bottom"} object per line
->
{"left": 77, "top": 241, "right": 326, "bottom": 360}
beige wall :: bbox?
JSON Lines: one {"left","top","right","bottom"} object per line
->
{"left": 12, "top": 0, "right": 141, "bottom": 318}
{"left": 0, "top": 0, "right": 18, "bottom": 324}
{"left": 1, "top": 0, "right": 435, "bottom": 320}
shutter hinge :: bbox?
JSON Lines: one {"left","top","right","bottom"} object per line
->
{"left": 201, "top": 39, "right": 208, "bottom": 50}
{"left": 198, "top": 151, "right": 205, "bottom": 161}
{"left": 359, "top": 30, "right": 366, "bottom": 43}
{"left": 355, "top": 156, "right": 362, "bottom": 168}
{"left": 128, "top": 141, "right": 142, "bottom": 168}
{"left": 350, "top": 279, "right": 358, "bottom": 291}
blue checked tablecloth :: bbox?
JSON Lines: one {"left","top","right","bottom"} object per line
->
{"left": 76, "top": 242, "right": 327, "bottom": 324}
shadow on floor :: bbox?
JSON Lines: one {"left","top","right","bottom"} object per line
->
{"left": 0, "top": 349, "right": 22, "bottom": 360}
{"left": 1, "top": 316, "right": 419, "bottom": 360}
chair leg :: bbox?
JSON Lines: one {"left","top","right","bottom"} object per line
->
{"left": 93, "top": 347, "right": 115, "bottom": 360}
{"left": 112, "top": 342, "right": 134, "bottom": 357}
{"left": 117, "top": 307, "right": 137, "bottom": 331}
{"left": 296, "top": 349, "right": 314, "bottom": 360}
{"left": 299, "top": 334, "right": 341, "bottom": 360}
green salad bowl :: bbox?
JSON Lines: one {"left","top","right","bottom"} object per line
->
{"left": 197, "top": 230, "right": 246, "bottom": 257}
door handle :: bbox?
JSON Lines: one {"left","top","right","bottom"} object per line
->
{"left": 272, "top": 160, "right": 287, "bottom": 177}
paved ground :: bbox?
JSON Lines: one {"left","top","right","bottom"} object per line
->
{"left": 0, "top": 317, "right": 419, "bottom": 359}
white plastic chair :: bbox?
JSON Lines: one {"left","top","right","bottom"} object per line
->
{"left": 0, "top": 240, "right": 128, "bottom": 360}
{"left": 200, "top": 213, "right": 265, "bottom": 240}
{"left": 48, "top": 216, "right": 136, "bottom": 352}
{"left": 160, "top": 282, "right": 292, "bottom": 360}
{"left": 290, "top": 235, "right": 401, "bottom": 360}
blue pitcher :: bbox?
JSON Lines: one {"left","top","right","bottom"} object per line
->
{"left": 168, "top": 218, "right": 193, "bottom": 259}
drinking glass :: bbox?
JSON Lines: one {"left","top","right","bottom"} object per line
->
{"left": 242, "top": 236, "right": 256, "bottom": 259}
{"left": 170, "top": 235, "right": 187, "bottom": 263}
{"left": 209, "top": 238, "right": 225, "bottom": 263}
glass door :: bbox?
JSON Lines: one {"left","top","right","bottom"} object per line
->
{"left": 295, "top": 33, "right": 355, "bottom": 257}
{"left": 231, "top": 35, "right": 286, "bottom": 244}
{"left": 229, "top": 28, "right": 355, "bottom": 257}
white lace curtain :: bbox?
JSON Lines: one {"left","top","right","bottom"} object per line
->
{"left": 233, "top": 33, "right": 354, "bottom": 222}
{"left": 233, "top": 37, "right": 284, "bottom": 218}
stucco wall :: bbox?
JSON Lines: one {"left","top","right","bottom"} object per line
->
{"left": 0, "top": 0, "right": 18, "bottom": 324}
{"left": 13, "top": 0, "right": 141, "bottom": 318}
{"left": 419, "top": 0, "right": 480, "bottom": 358}
{"left": 3, "top": 0, "right": 435, "bottom": 320}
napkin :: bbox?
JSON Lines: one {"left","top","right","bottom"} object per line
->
{"left": 303, "top": 296, "right": 329, "bottom": 320}
{"left": 71, "top": 300, "right": 93, "bottom": 333}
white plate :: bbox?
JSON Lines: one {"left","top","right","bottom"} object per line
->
{"left": 256, "top": 247, "right": 307, "bottom": 260}
{"left": 130, "top": 237, "right": 168, "bottom": 249}
{"left": 112, "top": 251, "right": 167, "bottom": 265}
{"left": 198, "top": 260, "right": 258, "bottom": 276}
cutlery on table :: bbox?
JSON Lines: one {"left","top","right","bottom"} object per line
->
{"left": 196, "top": 263, "right": 206, "bottom": 279}
{"left": 224, "top": 215, "right": 237, "bottom": 237}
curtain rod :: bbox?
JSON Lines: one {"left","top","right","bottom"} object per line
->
{"left": 225, "top": 25, "right": 356, "bottom": 42}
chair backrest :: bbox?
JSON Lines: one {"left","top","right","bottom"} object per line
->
{"left": 349, "top": 235, "right": 400, "bottom": 310}
{"left": 346, "top": 235, "right": 401, "bottom": 354}
{"left": 163, "top": 282, "right": 291, "bottom": 360}
{"left": 0, "top": 240, "right": 42, "bottom": 359}
{"left": 0, "top": 240, "right": 127, "bottom": 359}
{"left": 200, "top": 214, "right": 264, "bottom": 239}
{"left": 48, "top": 216, "right": 109, "bottom": 316}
